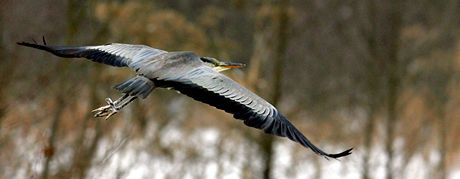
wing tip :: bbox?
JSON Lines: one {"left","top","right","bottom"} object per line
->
{"left": 17, "top": 36, "right": 48, "bottom": 47}
{"left": 17, "top": 41, "right": 48, "bottom": 51}
{"left": 17, "top": 41, "right": 35, "bottom": 46}
{"left": 324, "top": 147, "right": 353, "bottom": 159}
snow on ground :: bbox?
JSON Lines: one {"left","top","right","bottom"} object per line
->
{"left": 12, "top": 120, "right": 458, "bottom": 179}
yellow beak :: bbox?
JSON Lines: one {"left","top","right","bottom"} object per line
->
{"left": 214, "top": 62, "right": 245, "bottom": 72}
{"left": 219, "top": 62, "right": 246, "bottom": 69}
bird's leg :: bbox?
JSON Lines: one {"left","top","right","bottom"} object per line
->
{"left": 115, "top": 95, "right": 137, "bottom": 110}
{"left": 105, "top": 95, "right": 137, "bottom": 119}
{"left": 92, "top": 93, "right": 131, "bottom": 119}
{"left": 92, "top": 94, "right": 128, "bottom": 113}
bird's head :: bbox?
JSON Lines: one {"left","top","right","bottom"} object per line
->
{"left": 200, "top": 57, "right": 245, "bottom": 72}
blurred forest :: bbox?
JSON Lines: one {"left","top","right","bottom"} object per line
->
{"left": 1, "top": 0, "right": 460, "bottom": 179}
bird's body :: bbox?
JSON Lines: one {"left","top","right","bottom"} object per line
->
{"left": 17, "top": 40, "right": 352, "bottom": 159}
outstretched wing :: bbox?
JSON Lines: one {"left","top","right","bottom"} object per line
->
{"left": 156, "top": 66, "right": 352, "bottom": 159}
{"left": 17, "top": 42, "right": 166, "bottom": 67}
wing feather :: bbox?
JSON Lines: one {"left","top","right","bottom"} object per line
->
{"left": 17, "top": 42, "right": 166, "bottom": 67}
{"left": 156, "top": 67, "right": 352, "bottom": 159}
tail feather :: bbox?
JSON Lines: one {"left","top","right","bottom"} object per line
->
{"left": 114, "top": 76, "right": 155, "bottom": 99}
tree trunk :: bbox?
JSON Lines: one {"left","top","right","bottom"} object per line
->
{"left": 77, "top": 120, "right": 102, "bottom": 179}
{"left": 67, "top": 1, "right": 111, "bottom": 178}
{"left": 66, "top": 0, "right": 85, "bottom": 44}
{"left": 0, "top": 8, "right": 5, "bottom": 129}
{"left": 362, "top": 107, "right": 376, "bottom": 179}
{"left": 244, "top": 2, "right": 271, "bottom": 178}
{"left": 40, "top": 0, "right": 86, "bottom": 175}
{"left": 382, "top": 1, "right": 402, "bottom": 179}
{"left": 313, "top": 157, "right": 323, "bottom": 179}
{"left": 41, "top": 95, "right": 65, "bottom": 179}
{"left": 69, "top": 64, "right": 102, "bottom": 179}
{"left": 262, "top": 0, "right": 289, "bottom": 178}
{"left": 361, "top": 0, "right": 380, "bottom": 178}
{"left": 437, "top": 110, "right": 447, "bottom": 179}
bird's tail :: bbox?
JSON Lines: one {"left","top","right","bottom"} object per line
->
{"left": 114, "top": 75, "right": 155, "bottom": 99}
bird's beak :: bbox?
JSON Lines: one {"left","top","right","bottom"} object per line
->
{"left": 218, "top": 62, "right": 246, "bottom": 69}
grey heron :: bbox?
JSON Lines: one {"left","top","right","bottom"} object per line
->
{"left": 17, "top": 39, "right": 352, "bottom": 159}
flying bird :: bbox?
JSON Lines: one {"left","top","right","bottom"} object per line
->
{"left": 17, "top": 39, "right": 352, "bottom": 159}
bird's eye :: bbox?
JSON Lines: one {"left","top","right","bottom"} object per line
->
{"left": 200, "top": 57, "right": 211, "bottom": 63}
{"left": 200, "top": 57, "right": 219, "bottom": 66}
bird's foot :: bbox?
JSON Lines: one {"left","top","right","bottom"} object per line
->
{"left": 92, "top": 98, "right": 120, "bottom": 120}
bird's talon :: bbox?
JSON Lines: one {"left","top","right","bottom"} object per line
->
{"left": 104, "top": 111, "right": 117, "bottom": 120}
{"left": 94, "top": 110, "right": 105, "bottom": 117}
{"left": 92, "top": 103, "right": 119, "bottom": 120}
{"left": 91, "top": 105, "right": 110, "bottom": 112}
